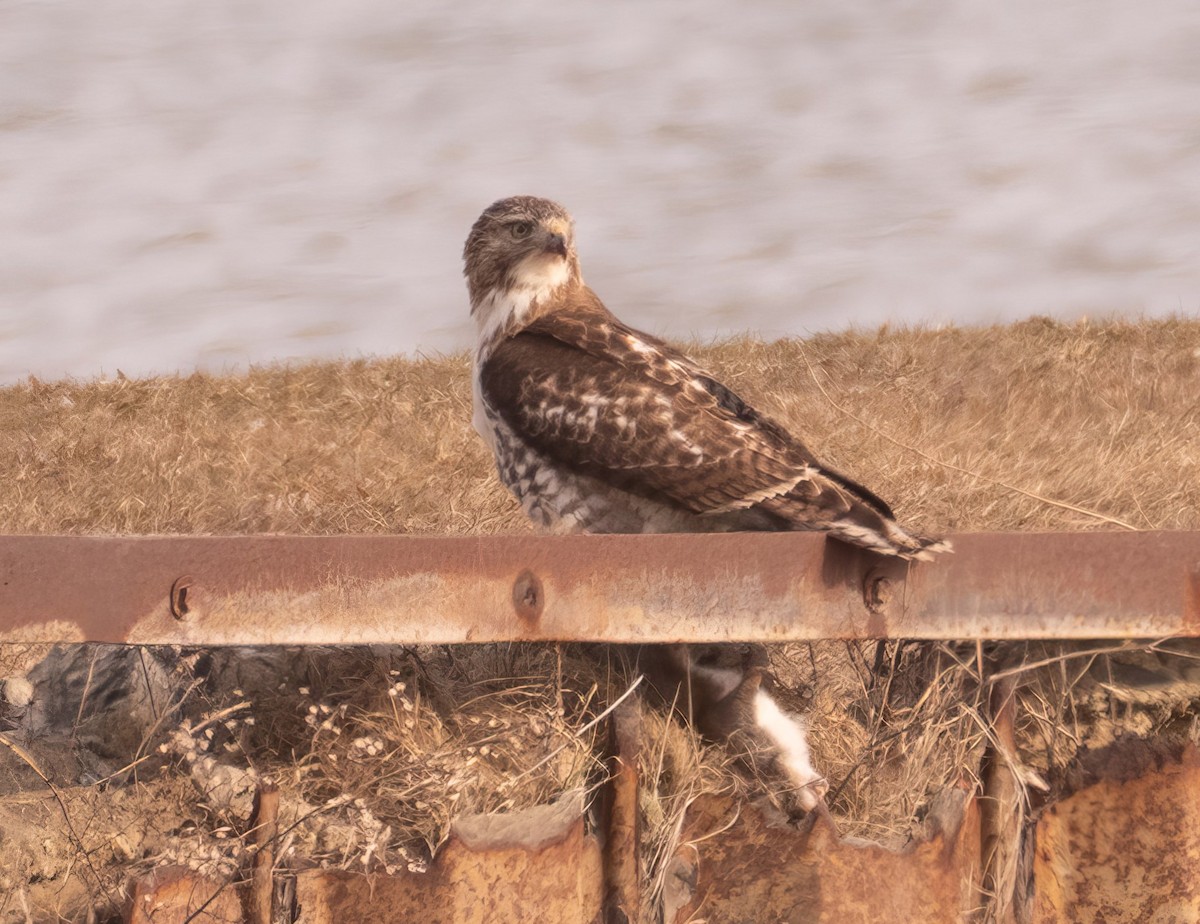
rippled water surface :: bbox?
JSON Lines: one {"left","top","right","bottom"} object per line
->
{"left": 2, "top": 0, "right": 1198, "bottom": 382}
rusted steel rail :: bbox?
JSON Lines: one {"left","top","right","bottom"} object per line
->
{"left": 0, "top": 531, "right": 1197, "bottom": 645}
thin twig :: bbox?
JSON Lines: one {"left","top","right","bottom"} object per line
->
{"left": 984, "top": 641, "right": 1146, "bottom": 684}
{"left": 499, "top": 675, "right": 643, "bottom": 792}
{"left": 133, "top": 677, "right": 206, "bottom": 766}
{"left": 797, "top": 344, "right": 1139, "bottom": 531}
{"left": 89, "top": 753, "right": 156, "bottom": 788}
{"left": 72, "top": 649, "right": 100, "bottom": 741}
{"left": 190, "top": 699, "right": 252, "bottom": 735}
{"left": 680, "top": 801, "right": 743, "bottom": 849}
{"left": 17, "top": 888, "right": 32, "bottom": 924}
{"left": 137, "top": 648, "right": 161, "bottom": 722}
{"left": 0, "top": 733, "right": 119, "bottom": 910}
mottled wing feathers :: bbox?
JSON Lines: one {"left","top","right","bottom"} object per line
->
{"left": 480, "top": 294, "right": 940, "bottom": 556}
{"left": 694, "top": 372, "right": 898, "bottom": 520}
{"left": 482, "top": 340, "right": 789, "bottom": 516}
{"left": 481, "top": 291, "right": 949, "bottom": 558}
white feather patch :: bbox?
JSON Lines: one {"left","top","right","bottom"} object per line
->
{"left": 701, "top": 469, "right": 815, "bottom": 514}
{"left": 472, "top": 253, "right": 570, "bottom": 359}
{"left": 754, "top": 688, "right": 825, "bottom": 811}
{"left": 512, "top": 251, "right": 570, "bottom": 293}
{"left": 471, "top": 256, "right": 570, "bottom": 449}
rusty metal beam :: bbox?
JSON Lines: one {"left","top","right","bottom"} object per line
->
{"left": 0, "top": 531, "right": 1197, "bottom": 645}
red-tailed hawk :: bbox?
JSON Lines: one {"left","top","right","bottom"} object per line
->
{"left": 465, "top": 196, "right": 949, "bottom": 559}
{"left": 464, "top": 195, "right": 949, "bottom": 812}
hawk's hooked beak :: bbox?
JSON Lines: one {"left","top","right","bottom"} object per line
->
{"left": 543, "top": 232, "right": 568, "bottom": 258}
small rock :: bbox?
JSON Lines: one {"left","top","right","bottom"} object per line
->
{"left": 1, "top": 677, "right": 34, "bottom": 709}
{"left": 113, "top": 831, "right": 140, "bottom": 861}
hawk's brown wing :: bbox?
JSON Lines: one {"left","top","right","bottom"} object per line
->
{"left": 479, "top": 294, "right": 890, "bottom": 524}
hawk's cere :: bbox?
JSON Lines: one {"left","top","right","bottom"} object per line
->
{"left": 464, "top": 195, "right": 949, "bottom": 559}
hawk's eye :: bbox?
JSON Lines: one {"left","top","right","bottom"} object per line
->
{"left": 511, "top": 221, "right": 534, "bottom": 239}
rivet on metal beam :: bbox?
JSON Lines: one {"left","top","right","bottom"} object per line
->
{"left": 863, "top": 570, "right": 893, "bottom": 615}
{"left": 512, "top": 570, "right": 545, "bottom": 625}
{"left": 170, "top": 575, "right": 194, "bottom": 621}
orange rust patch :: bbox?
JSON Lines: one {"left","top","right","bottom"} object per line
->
{"left": 666, "top": 788, "right": 979, "bottom": 923}
{"left": 1033, "top": 744, "right": 1200, "bottom": 923}
{"left": 127, "top": 867, "right": 241, "bottom": 924}
{"left": 294, "top": 795, "right": 602, "bottom": 924}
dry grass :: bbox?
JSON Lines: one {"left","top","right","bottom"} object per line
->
{"left": 3, "top": 317, "right": 1199, "bottom": 919}
{"left": 637, "top": 705, "right": 741, "bottom": 918}
{"left": 779, "top": 641, "right": 990, "bottom": 845}
{"left": 277, "top": 645, "right": 606, "bottom": 863}
{"left": 3, "top": 316, "right": 1198, "bottom": 536}
{"left": 196, "top": 643, "right": 739, "bottom": 919}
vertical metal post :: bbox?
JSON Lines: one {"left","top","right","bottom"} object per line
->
{"left": 980, "top": 673, "right": 1021, "bottom": 923}
{"left": 603, "top": 696, "right": 643, "bottom": 924}
{"left": 250, "top": 781, "right": 280, "bottom": 924}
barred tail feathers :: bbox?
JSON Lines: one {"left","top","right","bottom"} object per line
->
{"left": 836, "top": 518, "right": 952, "bottom": 561}
{"left": 761, "top": 471, "right": 952, "bottom": 561}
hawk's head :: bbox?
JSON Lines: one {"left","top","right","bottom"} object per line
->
{"left": 463, "top": 196, "right": 581, "bottom": 338}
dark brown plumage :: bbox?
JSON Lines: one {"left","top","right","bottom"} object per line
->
{"left": 465, "top": 195, "right": 949, "bottom": 559}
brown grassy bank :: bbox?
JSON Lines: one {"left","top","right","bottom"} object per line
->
{"left": 3, "top": 316, "right": 1198, "bottom": 536}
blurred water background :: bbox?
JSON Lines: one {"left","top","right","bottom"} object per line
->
{"left": 1, "top": 0, "right": 1198, "bottom": 383}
